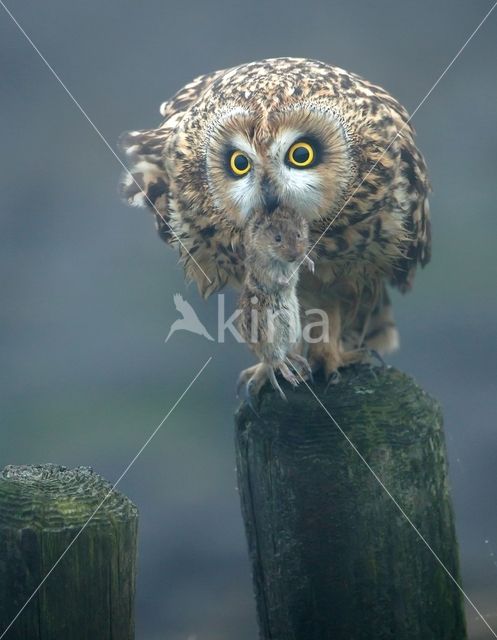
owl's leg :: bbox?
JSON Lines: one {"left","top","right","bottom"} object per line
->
{"left": 361, "top": 286, "right": 399, "bottom": 355}
{"left": 305, "top": 305, "right": 344, "bottom": 382}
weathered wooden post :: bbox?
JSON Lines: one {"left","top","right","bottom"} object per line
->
{"left": 235, "top": 365, "right": 467, "bottom": 639}
{"left": 0, "top": 464, "right": 138, "bottom": 640}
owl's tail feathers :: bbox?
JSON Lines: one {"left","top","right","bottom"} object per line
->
{"left": 118, "top": 128, "right": 174, "bottom": 245}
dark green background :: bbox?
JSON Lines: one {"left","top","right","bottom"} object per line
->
{"left": 1, "top": 1, "right": 496, "bottom": 638}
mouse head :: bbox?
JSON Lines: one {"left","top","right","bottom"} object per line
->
{"left": 248, "top": 207, "right": 310, "bottom": 264}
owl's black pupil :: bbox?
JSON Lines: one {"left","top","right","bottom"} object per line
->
{"left": 234, "top": 154, "right": 249, "bottom": 171}
{"left": 293, "top": 146, "right": 310, "bottom": 163}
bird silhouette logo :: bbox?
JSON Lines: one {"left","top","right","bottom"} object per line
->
{"left": 165, "top": 293, "right": 214, "bottom": 342}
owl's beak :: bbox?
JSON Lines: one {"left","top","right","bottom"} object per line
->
{"left": 261, "top": 178, "right": 280, "bottom": 214}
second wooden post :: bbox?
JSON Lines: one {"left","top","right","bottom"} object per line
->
{"left": 0, "top": 464, "right": 138, "bottom": 640}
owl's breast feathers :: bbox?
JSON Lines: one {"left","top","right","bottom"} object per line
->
{"left": 119, "top": 58, "right": 431, "bottom": 298}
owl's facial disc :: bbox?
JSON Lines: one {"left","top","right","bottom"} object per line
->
{"left": 205, "top": 105, "right": 354, "bottom": 224}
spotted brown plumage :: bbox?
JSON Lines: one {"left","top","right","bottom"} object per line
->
{"left": 119, "top": 57, "right": 431, "bottom": 376}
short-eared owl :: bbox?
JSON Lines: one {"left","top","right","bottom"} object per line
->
{"left": 120, "top": 57, "right": 431, "bottom": 376}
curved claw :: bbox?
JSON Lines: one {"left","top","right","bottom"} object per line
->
{"left": 236, "top": 365, "right": 256, "bottom": 398}
{"left": 286, "top": 354, "right": 314, "bottom": 384}
{"left": 279, "top": 362, "right": 299, "bottom": 388}
{"left": 237, "top": 363, "right": 288, "bottom": 413}
{"left": 325, "top": 369, "right": 341, "bottom": 390}
{"left": 236, "top": 376, "right": 245, "bottom": 399}
{"left": 268, "top": 368, "right": 287, "bottom": 401}
{"left": 245, "top": 380, "right": 261, "bottom": 416}
{"left": 367, "top": 349, "right": 386, "bottom": 368}
{"left": 291, "top": 354, "right": 313, "bottom": 382}
{"left": 236, "top": 377, "right": 261, "bottom": 416}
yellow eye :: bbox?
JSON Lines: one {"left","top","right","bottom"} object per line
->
{"left": 287, "top": 141, "right": 315, "bottom": 168}
{"left": 229, "top": 150, "right": 251, "bottom": 176}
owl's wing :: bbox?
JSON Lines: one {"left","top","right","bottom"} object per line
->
{"left": 119, "top": 68, "right": 226, "bottom": 244}
{"left": 390, "top": 134, "right": 432, "bottom": 292}
{"left": 119, "top": 125, "right": 173, "bottom": 242}
{"left": 350, "top": 73, "right": 432, "bottom": 291}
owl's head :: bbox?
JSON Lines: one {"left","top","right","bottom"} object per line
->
{"left": 120, "top": 59, "right": 382, "bottom": 245}
{"left": 191, "top": 100, "right": 356, "bottom": 225}
{"left": 120, "top": 58, "right": 428, "bottom": 297}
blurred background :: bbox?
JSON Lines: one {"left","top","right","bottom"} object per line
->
{"left": 1, "top": 1, "right": 496, "bottom": 638}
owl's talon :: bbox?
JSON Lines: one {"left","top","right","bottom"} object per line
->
{"left": 246, "top": 381, "right": 261, "bottom": 415}
{"left": 286, "top": 354, "right": 313, "bottom": 384}
{"left": 236, "top": 377, "right": 244, "bottom": 398}
{"left": 236, "top": 364, "right": 257, "bottom": 398}
{"left": 294, "top": 353, "right": 313, "bottom": 381}
{"left": 326, "top": 370, "right": 341, "bottom": 389}
{"left": 269, "top": 368, "right": 287, "bottom": 401}
{"left": 237, "top": 362, "right": 290, "bottom": 410}
{"left": 238, "top": 378, "right": 261, "bottom": 416}
{"left": 367, "top": 349, "right": 386, "bottom": 368}
{"left": 279, "top": 362, "right": 299, "bottom": 388}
